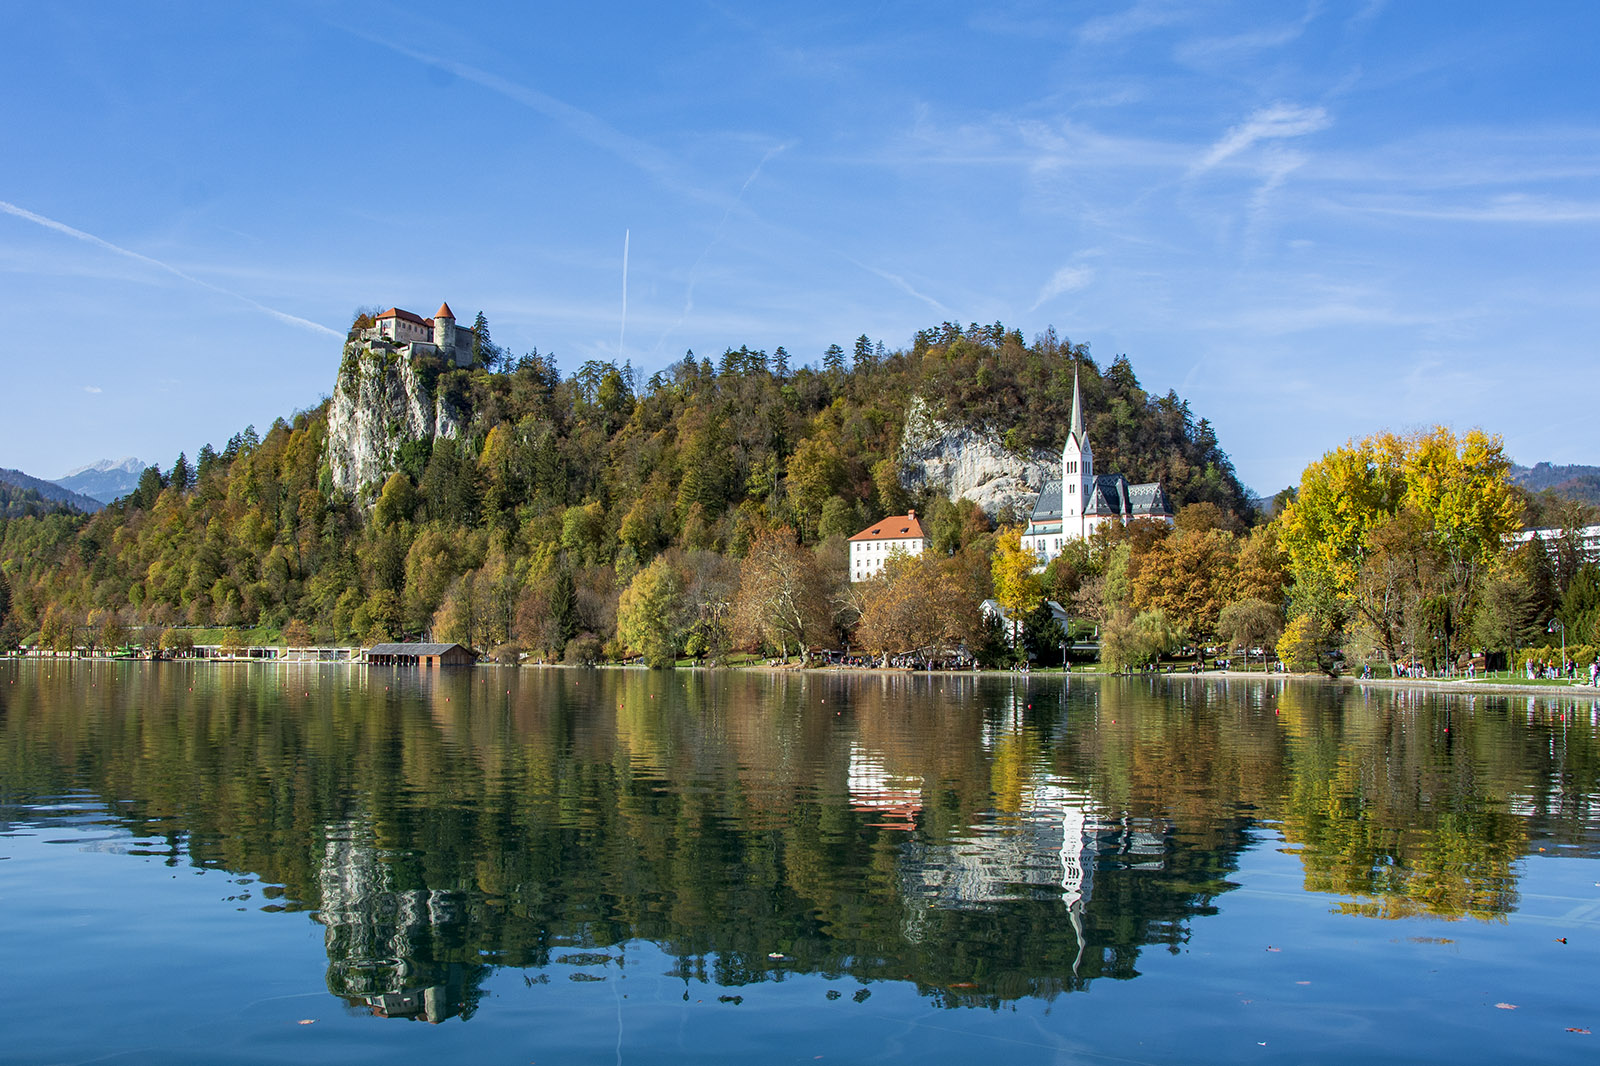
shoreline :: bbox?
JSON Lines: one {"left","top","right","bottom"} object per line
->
{"left": 10, "top": 654, "right": 1600, "bottom": 701}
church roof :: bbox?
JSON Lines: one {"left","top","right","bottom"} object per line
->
{"left": 1029, "top": 481, "right": 1063, "bottom": 522}
{"left": 1084, "top": 474, "right": 1127, "bottom": 516}
{"left": 435, "top": 302, "right": 456, "bottom": 320}
{"left": 850, "top": 512, "right": 927, "bottom": 542}
{"left": 1126, "top": 481, "right": 1173, "bottom": 517}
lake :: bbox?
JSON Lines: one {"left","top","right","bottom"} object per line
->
{"left": 1, "top": 661, "right": 1597, "bottom": 1064}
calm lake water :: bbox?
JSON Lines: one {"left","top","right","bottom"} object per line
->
{"left": 2, "top": 661, "right": 1597, "bottom": 1065}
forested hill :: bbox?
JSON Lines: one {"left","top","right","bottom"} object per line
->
{"left": 0, "top": 321, "right": 1249, "bottom": 651}
{"left": 0, "top": 467, "right": 103, "bottom": 514}
{"left": 909, "top": 325, "right": 1248, "bottom": 516}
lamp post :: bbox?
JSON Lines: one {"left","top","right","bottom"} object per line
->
{"left": 1550, "top": 619, "right": 1566, "bottom": 674}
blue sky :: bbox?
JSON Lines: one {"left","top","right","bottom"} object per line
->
{"left": 4, "top": 1, "right": 1596, "bottom": 493}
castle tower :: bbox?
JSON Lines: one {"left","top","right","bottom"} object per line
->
{"left": 1061, "top": 367, "right": 1093, "bottom": 536}
{"left": 433, "top": 302, "right": 456, "bottom": 354}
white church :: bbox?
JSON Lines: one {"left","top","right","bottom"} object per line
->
{"left": 1020, "top": 369, "right": 1173, "bottom": 564}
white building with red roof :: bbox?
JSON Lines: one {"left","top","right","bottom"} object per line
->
{"left": 366, "top": 302, "right": 477, "bottom": 367}
{"left": 848, "top": 511, "right": 930, "bottom": 582}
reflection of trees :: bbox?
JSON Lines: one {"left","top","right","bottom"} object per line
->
{"left": 1273, "top": 685, "right": 1530, "bottom": 919}
{"left": 2, "top": 662, "right": 1596, "bottom": 1016}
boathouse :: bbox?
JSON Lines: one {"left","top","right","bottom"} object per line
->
{"left": 365, "top": 642, "right": 478, "bottom": 667}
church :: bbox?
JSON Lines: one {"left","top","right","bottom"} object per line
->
{"left": 1020, "top": 369, "right": 1173, "bottom": 564}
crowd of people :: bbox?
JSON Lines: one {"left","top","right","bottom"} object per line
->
{"left": 1525, "top": 657, "right": 1600, "bottom": 685}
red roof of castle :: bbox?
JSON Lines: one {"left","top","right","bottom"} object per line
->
{"left": 849, "top": 512, "right": 926, "bottom": 542}
{"left": 375, "top": 307, "right": 428, "bottom": 327}
{"left": 435, "top": 302, "right": 455, "bottom": 320}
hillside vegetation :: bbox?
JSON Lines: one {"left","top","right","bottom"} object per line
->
{"left": 0, "top": 323, "right": 1247, "bottom": 656}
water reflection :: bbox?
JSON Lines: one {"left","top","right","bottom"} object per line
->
{"left": 1, "top": 661, "right": 1598, "bottom": 1021}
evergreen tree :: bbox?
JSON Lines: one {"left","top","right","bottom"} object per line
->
{"left": 551, "top": 565, "right": 578, "bottom": 647}
{"left": 169, "top": 452, "right": 192, "bottom": 494}
{"left": 773, "top": 346, "right": 789, "bottom": 379}
{"left": 823, "top": 344, "right": 845, "bottom": 378}
{"left": 853, "top": 334, "right": 874, "bottom": 371}
{"left": 196, "top": 443, "right": 218, "bottom": 482}
{"left": 471, "top": 311, "right": 499, "bottom": 370}
{"left": 132, "top": 465, "right": 166, "bottom": 510}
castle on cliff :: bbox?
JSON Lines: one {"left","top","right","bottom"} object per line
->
{"left": 1020, "top": 369, "right": 1173, "bottom": 564}
{"left": 361, "top": 302, "right": 478, "bottom": 367}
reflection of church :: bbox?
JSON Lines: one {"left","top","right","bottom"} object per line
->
{"left": 892, "top": 780, "right": 1171, "bottom": 975}
{"left": 317, "top": 818, "right": 483, "bottom": 1022}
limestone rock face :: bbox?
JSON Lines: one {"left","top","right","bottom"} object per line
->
{"left": 898, "top": 397, "right": 1052, "bottom": 520}
{"left": 326, "top": 343, "right": 463, "bottom": 495}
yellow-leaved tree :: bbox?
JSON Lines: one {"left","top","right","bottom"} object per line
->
{"left": 1278, "top": 427, "right": 1518, "bottom": 670}
{"left": 990, "top": 526, "right": 1042, "bottom": 657}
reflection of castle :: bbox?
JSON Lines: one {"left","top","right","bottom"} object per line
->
{"left": 317, "top": 819, "right": 481, "bottom": 1022}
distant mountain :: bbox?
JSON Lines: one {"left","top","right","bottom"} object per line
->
{"left": 53, "top": 457, "right": 145, "bottom": 505}
{"left": 0, "top": 467, "right": 103, "bottom": 514}
{"left": 1511, "top": 462, "right": 1600, "bottom": 507}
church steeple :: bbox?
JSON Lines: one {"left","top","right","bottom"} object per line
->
{"left": 1062, "top": 364, "right": 1093, "bottom": 532}
{"left": 1068, "top": 365, "right": 1086, "bottom": 447}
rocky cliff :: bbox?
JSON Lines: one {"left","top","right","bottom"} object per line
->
{"left": 325, "top": 342, "right": 464, "bottom": 495}
{"left": 898, "top": 397, "right": 1053, "bottom": 520}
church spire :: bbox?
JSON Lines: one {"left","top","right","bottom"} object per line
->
{"left": 1068, "top": 365, "right": 1085, "bottom": 445}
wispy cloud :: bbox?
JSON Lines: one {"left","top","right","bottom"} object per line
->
{"left": 1194, "top": 104, "right": 1331, "bottom": 173}
{"left": 1031, "top": 264, "right": 1096, "bottom": 310}
{"left": 1078, "top": 2, "right": 1190, "bottom": 45}
{"left": 655, "top": 143, "right": 793, "bottom": 354}
{"left": 83, "top": 385, "right": 102, "bottom": 394}
{"left": 343, "top": 29, "right": 722, "bottom": 209}
{"left": 0, "top": 200, "right": 340, "bottom": 337}
{"left": 850, "top": 259, "right": 952, "bottom": 317}
{"left": 1350, "top": 194, "right": 1600, "bottom": 223}
{"left": 1176, "top": 6, "right": 1319, "bottom": 65}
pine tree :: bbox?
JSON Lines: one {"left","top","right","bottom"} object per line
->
{"left": 823, "top": 344, "right": 845, "bottom": 378}
{"left": 853, "top": 334, "right": 874, "bottom": 371}
{"left": 169, "top": 452, "right": 192, "bottom": 494}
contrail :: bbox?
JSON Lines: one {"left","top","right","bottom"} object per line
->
{"left": 619, "top": 228, "right": 630, "bottom": 360}
{"left": 0, "top": 199, "right": 340, "bottom": 338}
{"left": 654, "top": 142, "right": 790, "bottom": 353}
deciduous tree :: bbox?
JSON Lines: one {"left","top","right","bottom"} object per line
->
{"left": 617, "top": 556, "right": 687, "bottom": 667}
{"left": 731, "top": 526, "right": 832, "bottom": 660}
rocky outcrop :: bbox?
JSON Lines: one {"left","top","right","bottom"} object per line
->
{"left": 898, "top": 397, "right": 1053, "bottom": 520}
{"left": 326, "top": 342, "right": 463, "bottom": 494}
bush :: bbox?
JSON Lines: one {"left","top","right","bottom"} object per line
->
{"left": 491, "top": 641, "right": 522, "bottom": 665}
{"left": 564, "top": 633, "right": 602, "bottom": 666}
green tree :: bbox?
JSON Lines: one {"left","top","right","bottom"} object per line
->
{"left": 617, "top": 557, "right": 687, "bottom": 667}
{"left": 169, "top": 452, "right": 192, "bottom": 494}
{"left": 823, "top": 344, "right": 845, "bottom": 379}
{"left": 1216, "top": 598, "right": 1284, "bottom": 664}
